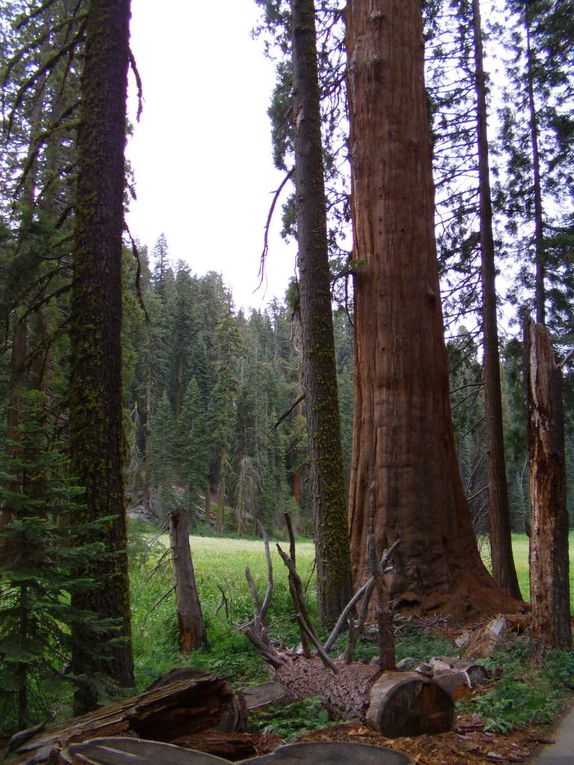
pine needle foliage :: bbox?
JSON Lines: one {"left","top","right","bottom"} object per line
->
{"left": 0, "top": 389, "right": 113, "bottom": 735}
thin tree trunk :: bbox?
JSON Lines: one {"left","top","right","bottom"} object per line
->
{"left": 472, "top": 0, "right": 521, "bottom": 600}
{"left": 524, "top": 319, "right": 571, "bottom": 661}
{"left": 345, "top": 0, "right": 519, "bottom": 615}
{"left": 291, "top": 0, "right": 353, "bottom": 625}
{"left": 70, "top": 0, "right": 134, "bottom": 713}
{"left": 525, "top": 9, "right": 545, "bottom": 325}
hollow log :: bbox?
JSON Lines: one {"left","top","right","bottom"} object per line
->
{"left": 365, "top": 672, "right": 454, "bottom": 736}
{"left": 11, "top": 672, "right": 240, "bottom": 764}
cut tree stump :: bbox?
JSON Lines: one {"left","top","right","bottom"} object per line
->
{"left": 11, "top": 671, "right": 241, "bottom": 764}
{"left": 365, "top": 671, "right": 454, "bottom": 737}
{"left": 61, "top": 738, "right": 414, "bottom": 764}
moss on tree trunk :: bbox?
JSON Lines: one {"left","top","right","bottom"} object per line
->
{"left": 69, "top": 0, "right": 134, "bottom": 713}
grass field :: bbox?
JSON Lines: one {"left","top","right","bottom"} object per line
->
{"left": 489, "top": 533, "right": 574, "bottom": 605}
{"left": 129, "top": 529, "right": 574, "bottom": 691}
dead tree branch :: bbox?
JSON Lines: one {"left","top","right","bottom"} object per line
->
{"left": 257, "top": 167, "right": 294, "bottom": 290}
{"left": 272, "top": 392, "right": 305, "bottom": 431}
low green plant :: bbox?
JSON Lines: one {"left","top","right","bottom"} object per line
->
{"left": 461, "top": 639, "right": 574, "bottom": 732}
{"left": 248, "top": 697, "right": 331, "bottom": 740}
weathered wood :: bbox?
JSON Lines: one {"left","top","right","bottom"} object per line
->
{"left": 63, "top": 739, "right": 414, "bottom": 765}
{"left": 241, "top": 681, "right": 292, "bottom": 711}
{"left": 525, "top": 319, "right": 572, "bottom": 659}
{"left": 169, "top": 509, "right": 206, "bottom": 652}
{"left": 12, "top": 673, "right": 239, "bottom": 764}
{"left": 243, "top": 742, "right": 413, "bottom": 764}
{"left": 62, "top": 737, "right": 228, "bottom": 764}
{"left": 172, "top": 731, "right": 260, "bottom": 760}
{"left": 365, "top": 672, "right": 454, "bottom": 737}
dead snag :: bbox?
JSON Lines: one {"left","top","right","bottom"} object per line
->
{"left": 524, "top": 319, "right": 572, "bottom": 661}
{"left": 169, "top": 509, "right": 206, "bottom": 652}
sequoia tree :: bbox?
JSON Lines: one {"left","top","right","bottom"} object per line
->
{"left": 69, "top": 0, "right": 135, "bottom": 712}
{"left": 345, "top": 0, "right": 519, "bottom": 615}
{"left": 291, "top": 0, "right": 353, "bottom": 624}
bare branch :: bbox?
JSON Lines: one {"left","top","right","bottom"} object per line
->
{"left": 215, "top": 585, "right": 229, "bottom": 620}
{"left": 272, "top": 392, "right": 305, "bottom": 431}
{"left": 125, "top": 222, "right": 150, "bottom": 321}
{"left": 257, "top": 523, "right": 274, "bottom": 620}
{"left": 324, "top": 538, "right": 400, "bottom": 653}
{"left": 129, "top": 48, "right": 143, "bottom": 122}
{"left": 368, "top": 482, "right": 397, "bottom": 670}
{"left": 257, "top": 167, "right": 294, "bottom": 290}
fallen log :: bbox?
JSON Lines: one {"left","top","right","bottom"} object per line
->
{"left": 11, "top": 671, "right": 242, "bottom": 764}
{"left": 62, "top": 737, "right": 227, "bottom": 764}
{"left": 242, "top": 520, "right": 454, "bottom": 738}
{"left": 272, "top": 655, "right": 454, "bottom": 737}
{"left": 61, "top": 738, "right": 413, "bottom": 764}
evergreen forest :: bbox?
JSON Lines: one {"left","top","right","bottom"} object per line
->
{"left": 0, "top": 0, "right": 573, "bottom": 758}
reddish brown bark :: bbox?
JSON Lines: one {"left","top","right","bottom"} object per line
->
{"left": 274, "top": 656, "right": 453, "bottom": 736}
{"left": 525, "top": 320, "right": 572, "bottom": 659}
{"left": 345, "top": 0, "right": 519, "bottom": 616}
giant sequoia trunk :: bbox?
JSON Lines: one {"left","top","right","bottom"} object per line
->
{"left": 291, "top": 0, "right": 353, "bottom": 624}
{"left": 473, "top": 0, "right": 521, "bottom": 601}
{"left": 69, "top": 0, "right": 134, "bottom": 713}
{"left": 345, "top": 0, "right": 519, "bottom": 616}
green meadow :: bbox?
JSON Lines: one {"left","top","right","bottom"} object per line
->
{"left": 129, "top": 530, "right": 574, "bottom": 692}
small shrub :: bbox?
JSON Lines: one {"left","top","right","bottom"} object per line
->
{"left": 461, "top": 639, "right": 574, "bottom": 732}
{"left": 248, "top": 697, "right": 331, "bottom": 740}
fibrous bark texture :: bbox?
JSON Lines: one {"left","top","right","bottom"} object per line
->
{"left": 525, "top": 319, "right": 572, "bottom": 658}
{"left": 69, "top": 0, "right": 134, "bottom": 712}
{"left": 345, "top": 0, "right": 519, "bottom": 616}
{"left": 274, "top": 656, "right": 453, "bottom": 737}
{"left": 473, "top": 0, "right": 521, "bottom": 600}
{"left": 291, "top": 0, "right": 353, "bottom": 624}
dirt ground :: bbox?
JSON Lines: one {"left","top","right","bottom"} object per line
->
{"left": 293, "top": 714, "right": 558, "bottom": 765}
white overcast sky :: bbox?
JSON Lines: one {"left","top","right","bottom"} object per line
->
{"left": 125, "top": 0, "right": 295, "bottom": 312}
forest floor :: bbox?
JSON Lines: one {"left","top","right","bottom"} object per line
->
{"left": 244, "top": 613, "right": 574, "bottom": 765}
{"left": 293, "top": 715, "right": 556, "bottom": 764}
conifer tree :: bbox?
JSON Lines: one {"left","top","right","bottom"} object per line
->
{"left": 69, "top": 0, "right": 134, "bottom": 713}
{"left": 0, "top": 391, "right": 97, "bottom": 732}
